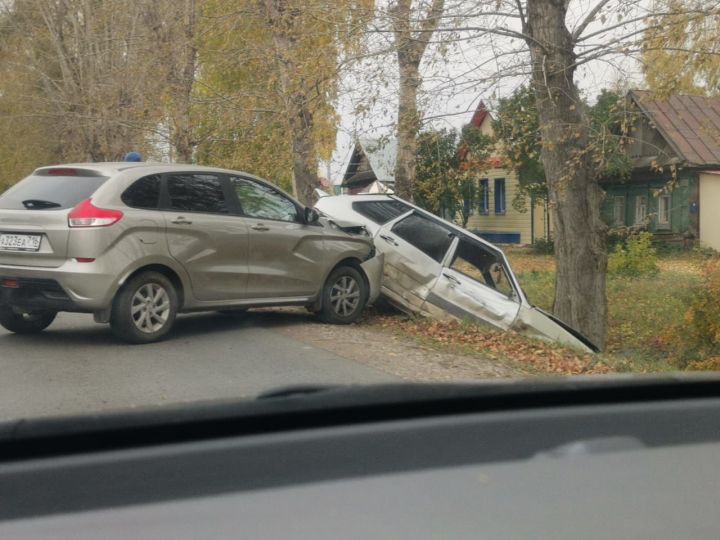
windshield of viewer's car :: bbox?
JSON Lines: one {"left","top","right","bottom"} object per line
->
{"left": 0, "top": 0, "right": 718, "bottom": 424}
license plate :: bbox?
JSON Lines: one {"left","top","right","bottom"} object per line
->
{"left": 0, "top": 233, "right": 42, "bottom": 252}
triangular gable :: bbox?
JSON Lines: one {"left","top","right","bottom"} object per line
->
{"left": 341, "top": 138, "right": 396, "bottom": 188}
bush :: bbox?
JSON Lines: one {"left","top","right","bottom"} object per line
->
{"left": 608, "top": 231, "right": 659, "bottom": 277}
{"left": 530, "top": 237, "right": 554, "bottom": 255}
{"left": 673, "top": 258, "right": 720, "bottom": 366}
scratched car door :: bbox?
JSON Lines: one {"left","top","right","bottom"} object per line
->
{"left": 374, "top": 211, "right": 455, "bottom": 312}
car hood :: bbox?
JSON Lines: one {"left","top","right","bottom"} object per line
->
{"left": 321, "top": 217, "right": 371, "bottom": 238}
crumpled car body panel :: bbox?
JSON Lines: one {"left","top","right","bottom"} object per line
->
{"left": 315, "top": 195, "right": 598, "bottom": 353}
{"left": 360, "top": 252, "right": 385, "bottom": 305}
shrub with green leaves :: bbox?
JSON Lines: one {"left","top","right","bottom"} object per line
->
{"left": 608, "top": 231, "right": 659, "bottom": 277}
{"left": 664, "top": 258, "right": 720, "bottom": 368}
{"left": 530, "top": 238, "right": 554, "bottom": 255}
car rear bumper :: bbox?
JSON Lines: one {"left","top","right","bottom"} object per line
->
{"left": 0, "top": 261, "right": 118, "bottom": 312}
{"left": 360, "top": 253, "right": 384, "bottom": 305}
{"left": 0, "top": 277, "right": 80, "bottom": 312}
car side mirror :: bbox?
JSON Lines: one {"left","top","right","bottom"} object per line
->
{"left": 304, "top": 207, "right": 320, "bottom": 224}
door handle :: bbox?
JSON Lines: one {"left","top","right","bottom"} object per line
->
{"left": 379, "top": 234, "right": 398, "bottom": 246}
{"left": 251, "top": 223, "right": 270, "bottom": 231}
{"left": 443, "top": 272, "right": 462, "bottom": 286}
{"left": 171, "top": 217, "right": 192, "bottom": 225}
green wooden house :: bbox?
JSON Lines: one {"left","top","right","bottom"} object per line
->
{"left": 601, "top": 90, "right": 720, "bottom": 250}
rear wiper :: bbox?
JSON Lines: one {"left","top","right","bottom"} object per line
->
{"left": 21, "top": 199, "right": 61, "bottom": 209}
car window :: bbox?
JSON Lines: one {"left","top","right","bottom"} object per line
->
{"left": 390, "top": 212, "right": 454, "bottom": 263}
{"left": 352, "top": 200, "right": 412, "bottom": 224}
{"left": 167, "top": 174, "right": 228, "bottom": 214}
{"left": 231, "top": 177, "right": 298, "bottom": 222}
{"left": 450, "top": 238, "right": 515, "bottom": 297}
{"left": 121, "top": 175, "right": 161, "bottom": 209}
{"left": 0, "top": 173, "right": 108, "bottom": 210}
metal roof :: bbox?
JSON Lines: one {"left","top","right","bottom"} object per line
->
{"left": 342, "top": 138, "right": 397, "bottom": 187}
{"left": 358, "top": 138, "right": 397, "bottom": 184}
{"left": 630, "top": 90, "right": 720, "bottom": 167}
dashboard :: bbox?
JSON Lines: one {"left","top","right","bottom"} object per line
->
{"left": 1, "top": 378, "right": 719, "bottom": 539}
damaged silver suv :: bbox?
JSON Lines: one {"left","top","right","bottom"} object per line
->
{"left": 0, "top": 164, "right": 383, "bottom": 343}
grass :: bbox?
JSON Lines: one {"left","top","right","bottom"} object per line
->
{"left": 506, "top": 247, "right": 704, "bottom": 372}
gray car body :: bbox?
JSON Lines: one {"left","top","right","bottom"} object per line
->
{"left": 315, "top": 194, "right": 597, "bottom": 353}
{"left": 0, "top": 163, "right": 383, "bottom": 319}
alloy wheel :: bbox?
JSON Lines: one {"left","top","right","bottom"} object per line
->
{"left": 329, "top": 275, "right": 361, "bottom": 317}
{"left": 131, "top": 283, "right": 171, "bottom": 334}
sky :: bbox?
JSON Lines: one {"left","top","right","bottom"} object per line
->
{"left": 324, "top": 0, "right": 649, "bottom": 185}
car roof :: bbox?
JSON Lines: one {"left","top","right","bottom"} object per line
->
{"left": 320, "top": 193, "right": 509, "bottom": 255}
{"left": 328, "top": 194, "right": 396, "bottom": 202}
{"left": 32, "top": 162, "right": 265, "bottom": 180}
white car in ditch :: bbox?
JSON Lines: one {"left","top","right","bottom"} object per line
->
{"left": 315, "top": 194, "right": 598, "bottom": 353}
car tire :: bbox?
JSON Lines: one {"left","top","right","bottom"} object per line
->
{"left": 318, "top": 265, "right": 368, "bottom": 325}
{"left": 0, "top": 307, "right": 56, "bottom": 334}
{"left": 110, "top": 271, "right": 178, "bottom": 344}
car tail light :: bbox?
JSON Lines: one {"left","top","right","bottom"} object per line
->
{"left": 68, "top": 199, "right": 123, "bottom": 228}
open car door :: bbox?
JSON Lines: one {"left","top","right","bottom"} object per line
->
{"left": 424, "top": 235, "right": 521, "bottom": 330}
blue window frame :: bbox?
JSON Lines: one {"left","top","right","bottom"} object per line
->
{"left": 479, "top": 178, "right": 489, "bottom": 215}
{"left": 494, "top": 178, "right": 506, "bottom": 215}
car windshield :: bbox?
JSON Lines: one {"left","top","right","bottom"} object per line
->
{"left": 0, "top": 174, "right": 108, "bottom": 210}
{"left": 0, "top": 0, "right": 718, "bottom": 429}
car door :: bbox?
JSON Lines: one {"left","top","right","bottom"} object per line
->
{"left": 426, "top": 236, "right": 521, "bottom": 329}
{"left": 229, "top": 176, "right": 324, "bottom": 298}
{"left": 162, "top": 172, "right": 249, "bottom": 302}
{"left": 374, "top": 211, "right": 455, "bottom": 312}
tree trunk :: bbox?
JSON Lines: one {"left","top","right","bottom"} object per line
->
{"left": 390, "top": 0, "right": 444, "bottom": 201}
{"left": 525, "top": 0, "right": 608, "bottom": 349}
{"left": 289, "top": 100, "right": 321, "bottom": 205}
{"left": 395, "top": 58, "right": 421, "bottom": 200}
{"left": 264, "top": 0, "right": 320, "bottom": 206}
{"left": 170, "top": 0, "right": 197, "bottom": 163}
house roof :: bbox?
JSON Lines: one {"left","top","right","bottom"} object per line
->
{"left": 629, "top": 90, "right": 720, "bottom": 167}
{"left": 341, "top": 138, "right": 397, "bottom": 187}
{"left": 469, "top": 101, "right": 489, "bottom": 128}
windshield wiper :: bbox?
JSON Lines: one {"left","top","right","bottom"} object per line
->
{"left": 22, "top": 199, "right": 61, "bottom": 209}
{"left": 255, "top": 384, "right": 344, "bottom": 400}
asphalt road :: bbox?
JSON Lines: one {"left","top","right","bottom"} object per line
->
{"left": 0, "top": 311, "right": 394, "bottom": 421}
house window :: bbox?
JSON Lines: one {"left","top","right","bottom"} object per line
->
{"left": 657, "top": 194, "right": 671, "bottom": 226}
{"left": 494, "top": 178, "right": 506, "bottom": 215}
{"left": 613, "top": 196, "right": 625, "bottom": 226}
{"left": 635, "top": 195, "right": 648, "bottom": 225}
{"left": 478, "top": 178, "right": 489, "bottom": 214}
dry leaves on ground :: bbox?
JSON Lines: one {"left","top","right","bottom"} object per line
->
{"left": 371, "top": 314, "right": 609, "bottom": 376}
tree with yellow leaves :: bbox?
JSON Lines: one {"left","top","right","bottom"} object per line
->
{"left": 642, "top": 0, "right": 720, "bottom": 96}
{"left": 195, "top": 0, "right": 372, "bottom": 202}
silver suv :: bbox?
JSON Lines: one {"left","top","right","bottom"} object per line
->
{"left": 0, "top": 163, "right": 383, "bottom": 343}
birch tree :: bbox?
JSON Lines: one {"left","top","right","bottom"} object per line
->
{"left": 197, "top": 0, "right": 371, "bottom": 203}
{"left": 389, "top": 0, "right": 445, "bottom": 200}
{"left": 144, "top": 0, "right": 199, "bottom": 162}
